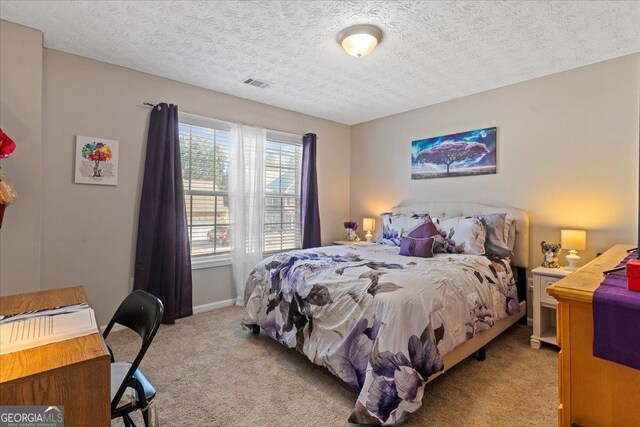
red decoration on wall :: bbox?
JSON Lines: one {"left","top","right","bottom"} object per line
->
{"left": 0, "top": 129, "right": 16, "bottom": 159}
{"left": 0, "top": 128, "right": 17, "bottom": 229}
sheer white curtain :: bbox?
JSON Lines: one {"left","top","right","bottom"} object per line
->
{"left": 230, "top": 125, "right": 266, "bottom": 305}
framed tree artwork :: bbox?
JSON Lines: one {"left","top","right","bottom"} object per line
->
{"left": 411, "top": 127, "right": 496, "bottom": 179}
{"left": 74, "top": 135, "right": 119, "bottom": 185}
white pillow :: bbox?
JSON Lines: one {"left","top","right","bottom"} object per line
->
{"left": 434, "top": 216, "right": 486, "bottom": 255}
{"left": 377, "top": 212, "right": 431, "bottom": 246}
{"left": 505, "top": 218, "right": 516, "bottom": 251}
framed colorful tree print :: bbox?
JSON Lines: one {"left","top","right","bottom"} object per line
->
{"left": 74, "top": 135, "right": 119, "bottom": 185}
{"left": 411, "top": 127, "right": 497, "bottom": 179}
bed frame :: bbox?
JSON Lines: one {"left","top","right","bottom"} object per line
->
{"left": 391, "top": 201, "right": 530, "bottom": 373}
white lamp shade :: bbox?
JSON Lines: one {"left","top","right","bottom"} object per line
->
{"left": 337, "top": 25, "right": 383, "bottom": 57}
{"left": 561, "top": 229, "right": 586, "bottom": 250}
{"left": 341, "top": 33, "right": 378, "bottom": 57}
{"left": 363, "top": 218, "right": 375, "bottom": 232}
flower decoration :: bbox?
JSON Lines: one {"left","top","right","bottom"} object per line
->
{"left": 343, "top": 220, "right": 359, "bottom": 230}
{"left": 365, "top": 332, "right": 443, "bottom": 423}
{"left": 0, "top": 129, "right": 16, "bottom": 159}
{"left": 0, "top": 129, "right": 17, "bottom": 229}
{"left": 81, "top": 141, "right": 113, "bottom": 177}
{"left": 438, "top": 229, "right": 458, "bottom": 253}
{"left": 343, "top": 220, "right": 360, "bottom": 241}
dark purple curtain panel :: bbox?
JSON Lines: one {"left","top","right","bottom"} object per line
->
{"left": 301, "top": 133, "right": 321, "bottom": 248}
{"left": 134, "top": 103, "right": 192, "bottom": 324}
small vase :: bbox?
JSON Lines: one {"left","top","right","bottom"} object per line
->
{"left": 345, "top": 228, "right": 357, "bottom": 241}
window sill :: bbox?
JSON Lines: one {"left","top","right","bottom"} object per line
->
{"left": 191, "top": 248, "right": 300, "bottom": 270}
{"left": 191, "top": 255, "right": 232, "bottom": 270}
{"left": 263, "top": 248, "right": 301, "bottom": 257}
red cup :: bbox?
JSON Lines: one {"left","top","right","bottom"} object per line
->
{"left": 627, "top": 259, "right": 640, "bottom": 292}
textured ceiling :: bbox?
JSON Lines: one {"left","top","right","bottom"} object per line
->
{"left": 1, "top": 1, "right": 639, "bottom": 125}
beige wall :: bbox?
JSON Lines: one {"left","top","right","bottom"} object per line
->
{"left": 41, "top": 49, "right": 350, "bottom": 324}
{"left": 351, "top": 53, "right": 640, "bottom": 273}
{"left": 3, "top": 18, "right": 639, "bottom": 327}
{"left": 0, "top": 21, "right": 350, "bottom": 325}
{"left": 0, "top": 20, "right": 43, "bottom": 295}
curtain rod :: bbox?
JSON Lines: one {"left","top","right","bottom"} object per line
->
{"left": 141, "top": 102, "right": 316, "bottom": 140}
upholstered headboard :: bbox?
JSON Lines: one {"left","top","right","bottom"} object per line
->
{"left": 391, "top": 201, "right": 530, "bottom": 268}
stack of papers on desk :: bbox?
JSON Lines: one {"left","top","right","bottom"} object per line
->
{"left": 0, "top": 305, "right": 99, "bottom": 355}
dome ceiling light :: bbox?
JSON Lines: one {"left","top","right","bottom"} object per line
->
{"left": 337, "top": 24, "right": 383, "bottom": 57}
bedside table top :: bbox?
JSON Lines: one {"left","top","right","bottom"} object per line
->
{"left": 547, "top": 244, "right": 634, "bottom": 303}
{"left": 332, "top": 240, "right": 374, "bottom": 245}
{"left": 532, "top": 266, "right": 573, "bottom": 278}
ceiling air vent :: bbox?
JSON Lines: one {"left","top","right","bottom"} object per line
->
{"left": 242, "top": 78, "right": 270, "bottom": 89}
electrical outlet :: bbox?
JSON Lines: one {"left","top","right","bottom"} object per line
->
{"left": 527, "top": 277, "right": 534, "bottom": 292}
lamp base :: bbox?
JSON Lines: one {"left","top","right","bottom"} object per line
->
{"left": 365, "top": 231, "right": 373, "bottom": 242}
{"left": 565, "top": 250, "right": 581, "bottom": 271}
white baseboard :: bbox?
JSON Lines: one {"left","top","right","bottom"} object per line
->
{"left": 192, "top": 298, "right": 236, "bottom": 314}
{"left": 101, "top": 298, "right": 237, "bottom": 331}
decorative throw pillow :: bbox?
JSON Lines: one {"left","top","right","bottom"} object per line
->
{"left": 399, "top": 237, "right": 435, "bottom": 258}
{"left": 406, "top": 220, "right": 445, "bottom": 249}
{"left": 377, "top": 213, "right": 431, "bottom": 246}
{"left": 475, "top": 213, "right": 513, "bottom": 258}
{"left": 433, "top": 216, "right": 487, "bottom": 255}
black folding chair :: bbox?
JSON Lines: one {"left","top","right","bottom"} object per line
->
{"left": 103, "top": 290, "right": 163, "bottom": 427}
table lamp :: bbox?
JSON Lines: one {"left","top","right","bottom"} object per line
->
{"left": 363, "top": 218, "right": 375, "bottom": 242}
{"left": 561, "top": 229, "right": 586, "bottom": 271}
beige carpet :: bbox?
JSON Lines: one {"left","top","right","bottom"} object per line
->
{"left": 108, "top": 306, "right": 557, "bottom": 427}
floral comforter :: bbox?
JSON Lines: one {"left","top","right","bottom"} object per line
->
{"left": 243, "top": 243, "right": 519, "bottom": 425}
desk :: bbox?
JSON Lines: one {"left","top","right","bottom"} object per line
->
{"left": 0, "top": 286, "right": 110, "bottom": 426}
{"left": 548, "top": 244, "right": 640, "bottom": 427}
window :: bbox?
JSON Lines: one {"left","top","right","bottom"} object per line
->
{"left": 264, "top": 131, "right": 303, "bottom": 253}
{"left": 179, "top": 115, "right": 232, "bottom": 259}
{"left": 179, "top": 113, "right": 303, "bottom": 262}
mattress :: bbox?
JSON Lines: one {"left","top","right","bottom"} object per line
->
{"left": 243, "top": 243, "right": 520, "bottom": 425}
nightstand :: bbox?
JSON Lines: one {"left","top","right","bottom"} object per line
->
{"left": 530, "top": 266, "right": 573, "bottom": 349}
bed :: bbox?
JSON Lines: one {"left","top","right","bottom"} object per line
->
{"left": 243, "top": 202, "right": 529, "bottom": 425}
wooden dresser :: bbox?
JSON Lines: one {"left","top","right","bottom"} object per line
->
{"left": 0, "top": 286, "right": 110, "bottom": 427}
{"left": 547, "top": 244, "right": 640, "bottom": 427}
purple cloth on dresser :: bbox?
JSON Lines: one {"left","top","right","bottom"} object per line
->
{"left": 593, "top": 250, "right": 640, "bottom": 370}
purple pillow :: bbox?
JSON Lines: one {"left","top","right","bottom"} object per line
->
{"left": 399, "top": 237, "right": 435, "bottom": 258}
{"left": 405, "top": 220, "right": 445, "bottom": 249}
{"left": 406, "top": 221, "right": 439, "bottom": 239}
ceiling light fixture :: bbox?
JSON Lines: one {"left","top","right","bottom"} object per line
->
{"left": 337, "top": 24, "right": 382, "bottom": 58}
